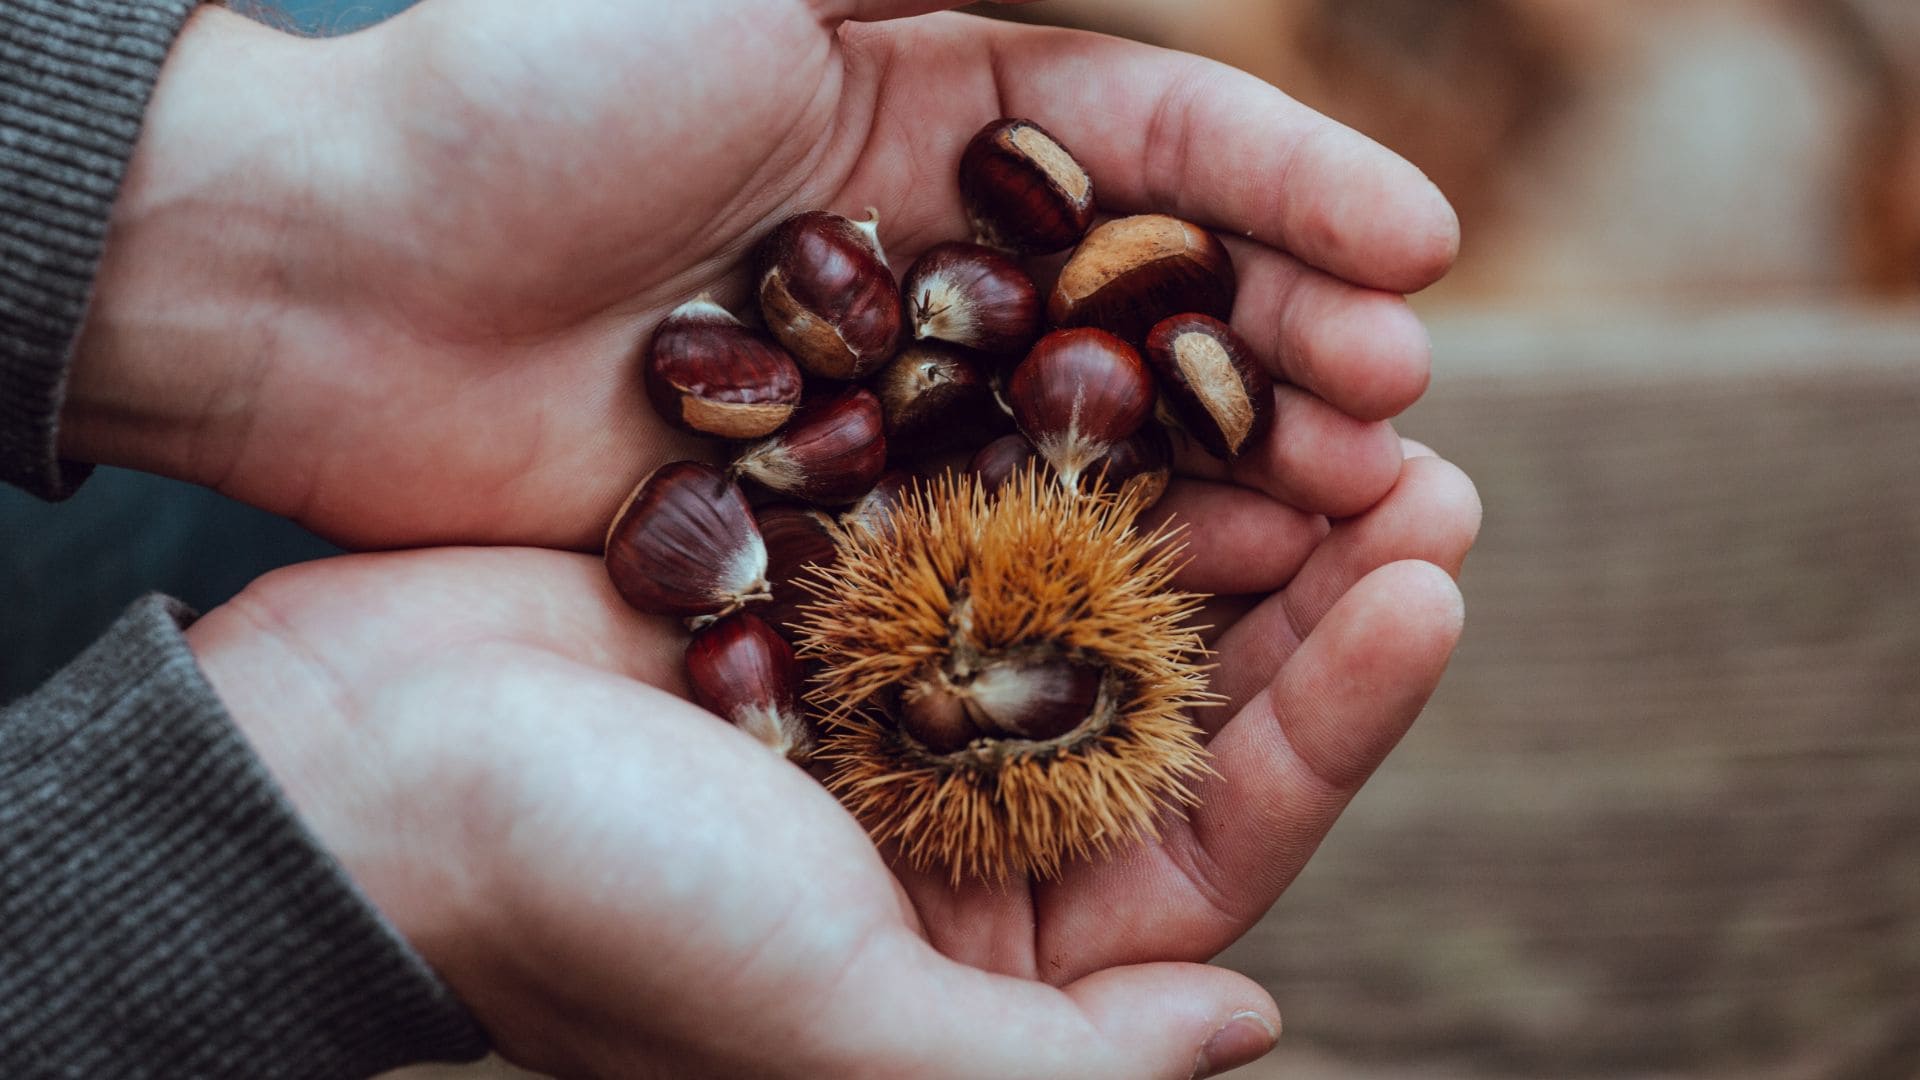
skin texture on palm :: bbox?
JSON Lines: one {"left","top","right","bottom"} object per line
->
{"left": 64, "top": 0, "right": 1485, "bottom": 1074}
{"left": 63, "top": 0, "right": 1452, "bottom": 551}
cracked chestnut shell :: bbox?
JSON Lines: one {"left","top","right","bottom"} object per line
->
{"left": 755, "top": 210, "right": 903, "bottom": 380}
{"left": 643, "top": 296, "right": 804, "bottom": 439}
{"left": 1048, "top": 215, "right": 1237, "bottom": 344}
{"left": 959, "top": 118, "right": 1096, "bottom": 255}
{"left": 1145, "top": 313, "right": 1274, "bottom": 459}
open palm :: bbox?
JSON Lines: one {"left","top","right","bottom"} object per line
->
{"left": 187, "top": 436, "right": 1477, "bottom": 1078}
{"left": 87, "top": 0, "right": 1452, "bottom": 551}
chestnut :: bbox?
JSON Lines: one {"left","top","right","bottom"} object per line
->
{"left": 901, "top": 242, "right": 1041, "bottom": 356}
{"left": 968, "top": 433, "right": 1039, "bottom": 495}
{"left": 841, "top": 469, "right": 915, "bottom": 537}
{"left": 871, "top": 341, "right": 998, "bottom": 457}
{"left": 895, "top": 656, "right": 1105, "bottom": 753}
{"left": 1081, "top": 422, "right": 1173, "bottom": 509}
{"left": 1144, "top": 313, "right": 1274, "bottom": 459}
{"left": 605, "top": 461, "right": 770, "bottom": 621}
{"left": 755, "top": 503, "right": 840, "bottom": 635}
{"left": 686, "top": 612, "right": 813, "bottom": 760}
{"left": 1007, "top": 328, "right": 1157, "bottom": 489}
{"left": 1048, "top": 215, "right": 1237, "bottom": 343}
{"left": 734, "top": 386, "right": 888, "bottom": 506}
{"left": 643, "top": 296, "right": 804, "bottom": 439}
{"left": 755, "top": 209, "right": 903, "bottom": 380}
{"left": 959, "top": 118, "right": 1096, "bottom": 255}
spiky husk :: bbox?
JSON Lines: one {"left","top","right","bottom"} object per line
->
{"left": 794, "top": 467, "right": 1214, "bottom": 882}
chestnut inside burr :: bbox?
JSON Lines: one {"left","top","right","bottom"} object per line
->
{"left": 886, "top": 589, "right": 1122, "bottom": 761}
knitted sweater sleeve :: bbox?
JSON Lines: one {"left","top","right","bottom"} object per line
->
{"left": 1, "top": 3, "right": 490, "bottom": 1075}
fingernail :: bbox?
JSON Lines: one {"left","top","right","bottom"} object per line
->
{"left": 1191, "top": 1010, "right": 1278, "bottom": 1078}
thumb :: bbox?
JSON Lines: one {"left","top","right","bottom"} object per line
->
{"left": 811, "top": 0, "right": 1041, "bottom": 25}
{"left": 837, "top": 938, "right": 1280, "bottom": 1079}
{"left": 1066, "top": 963, "right": 1282, "bottom": 1080}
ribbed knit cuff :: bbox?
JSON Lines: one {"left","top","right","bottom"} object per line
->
{"left": 0, "top": 0, "right": 202, "bottom": 500}
{"left": 0, "top": 596, "right": 490, "bottom": 1078}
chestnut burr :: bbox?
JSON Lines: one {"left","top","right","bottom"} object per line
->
{"left": 1048, "top": 215, "right": 1237, "bottom": 344}
{"left": 901, "top": 242, "right": 1041, "bottom": 357}
{"left": 1144, "top": 313, "right": 1274, "bottom": 459}
{"left": 1007, "top": 328, "right": 1157, "bottom": 488}
{"left": 734, "top": 386, "right": 888, "bottom": 506}
{"left": 959, "top": 118, "right": 1096, "bottom": 255}
{"left": 755, "top": 209, "right": 903, "bottom": 380}
{"left": 605, "top": 461, "right": 770, "bottom": 621}
{"left": 686, "top": 612, "right": 813, "bottom": 759}
{"left": 643, "top": 296, "right": 804, "bottom": 439}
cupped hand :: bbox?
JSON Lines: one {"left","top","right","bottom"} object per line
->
{"left": 65, "top": 0, "right": 1453, "bottom": 550}
{"left": 184, "top": 436, "right": 1478, "bottom": 1078}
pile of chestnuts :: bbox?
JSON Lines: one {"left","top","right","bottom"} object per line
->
{"left": 603, "top": 117, "right": 1271, "bottom": 847}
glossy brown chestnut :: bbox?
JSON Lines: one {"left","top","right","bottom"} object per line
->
{"left": 895, "top": 656, "right": 1106, "bottom": 753}
{"left": 755, "top": 503, "right": 840, "bottom": 634}
{"left": 1145, "top": 313, "right": 1274, "bottom": 459}
{"left": 872, "top": 341, "right": 998, "bottom": 457}
{"left": 1008, "top": 328, "right": 1157, "bottom": 488}
{"left": 755, "top": 209, "right": 903, "bottom": 380}
{"left": 686, "top": 612, "right": 813, "bottom": 759}
{"left": 901, "top": 242, "right": 1041, "bottom": 356}
{"left": 840, "top": 469, "right": 914, "bottom": 537}
{"left": 605, "top": 461, "right": 770, "bottom": 620}
{"left": 968, "top": 433, "right": 1039, "bottom": 495}
{"left": 734, "top": 386, "right": 888, "bottom": 506}
{"left": 1049, "top": 215, "right": 1237, "bottom": 343}
{"left": 958, "top": 118, "right": 1096, "bottom": 255}
{"left": 643, "top": 296, "right": 804, "bottom": 439}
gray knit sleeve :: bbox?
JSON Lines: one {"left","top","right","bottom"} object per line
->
{"left": 0, "top": 595, "right": 490, "bottom": 1077}
{"left": 0, "top": 0, "right": 202, "bottom": 499}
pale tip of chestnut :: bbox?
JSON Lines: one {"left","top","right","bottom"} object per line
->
{"left": 1007, "top": 328, "right": 1156, "bottom": 489}
{"left": 686, "top": 612, "right": 814, "bottom": 761}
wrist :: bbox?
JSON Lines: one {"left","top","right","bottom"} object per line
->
{"left": 58, "top": 8, "right": 354, "bottom": 486}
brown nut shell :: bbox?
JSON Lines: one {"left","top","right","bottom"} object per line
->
{"left": 959, "top": 118, "right": 1096, "bottom": 255}
{"left": 1080, "top": 422, "right": 1173, "bottom": 509}
{"left": 755, "top": 503, "right": 840, "bottom": 635}
{"left": 1008, "top": 328, "right": 1156, "bottom": 488}
{"left": 1145, "top": 313, "right": 1274, "bottom": 459}
{"left": 605, "top": 461, "right": 770, "bottom": 620}
{"left": 686, "top": 612, "right": 812, "bottom": 759}
{"left": 1048, "top": 215, "right": 1237, "bottom": 344}
{"left": 872, "top": 341, "right": 999, "bottom": 457}
{"left": 734, "top": 386, "right": 888, "bottom": 506}
{"left": 756, "top": 210, "right": 903, "bottom": 380}
{"left": 902, "top": 242, "right": 1041, "bottom": 356}
{"left": 968, "top": 433, "right": 1040, "bottom": 495}
{"left": 643, "top": 297, "right": 804, "bottom": 439}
